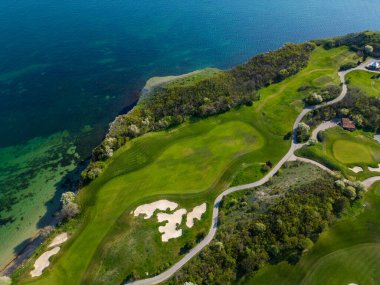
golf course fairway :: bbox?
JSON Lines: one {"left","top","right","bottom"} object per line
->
{"left": 14, "top": 46, "right": 359, "bottom": 285}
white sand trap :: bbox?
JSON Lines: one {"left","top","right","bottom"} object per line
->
{"left": 368, "top": 164, "right": 380, "bottom": 172}
{"left": 186, "top": 203, "right": 207, "bottom": 228}
{"left": 48, "top": 232, "right": 68, "bottom": 248}
{"left": 134, "top": 200, "right": 178, "bottom": 219}
{"left": 348, "top": 283, "right": 358, "bottom": 285}
{"left": 30, "top": 246, "right": 60, "bottom": 277}
{"left": 349, "top": 166, "right": 363, "bottom": 173}
{"left": 157, "top": 209, "right": 187, "bottom": 242}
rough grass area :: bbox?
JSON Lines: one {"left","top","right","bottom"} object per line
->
{"left": 14, "top": 46, "right": 356, "bottom": 285}
{"left": 246, "top": 182, "right": 380, "bottom": 285}
{"left": 297, "top": 127, "right": 380, "bottom": 180}
{"left": 346, "top": 70, "right": 380, "bottom": 98}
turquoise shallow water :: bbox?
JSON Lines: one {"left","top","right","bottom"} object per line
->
{"left": 0, "top": 0, "right": 380, "bottom": 267}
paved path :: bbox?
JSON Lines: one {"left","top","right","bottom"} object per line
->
{"left": 310, "top": 119, "right": 339, "bottom": 140}
{"left": 125, "top": 60, "right": 380, "bottom": 285}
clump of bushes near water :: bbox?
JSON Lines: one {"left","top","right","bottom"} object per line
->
{"left": 81, "top": 42, "right": 315, "bottom": 183}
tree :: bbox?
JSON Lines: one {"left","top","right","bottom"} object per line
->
{"left": 298, "top": 122, "right": 310, "bottom": 133}
{"left": 254, "top": 222, "right": 267, "bottom": 232}
{"left": 305, "top": 93, "right": 323, "bottom": 105}
{"left": 60, "top": 192, "right": 76, "bottom": 205}
{"left": 296, "top": 122, "right": 310, "bottom": 142}
{"left": 334, "top": 180, "right": 345, "bottom": 190}
{"left": 352, "top": 114, "right": 364, "bottom": 127}
{"left": 39, "top": 225, "right": 54, "bottom": 238}
{"left": 59, "top": 202, "right": 80, "bottom": 221}
{"left": 344, "top": 186, "right": 356, "bottom": 199}
{"left": 128, "top": 124, "right": 140, "bottom": 137}
{"left": 308, "top": 138, "right": 318, "bottom": 146}
{"left": 261, "top": 164, "right": 271, "bottom": 173}
{"left": 365, "top": 45, "right": 374, "bottom": 54}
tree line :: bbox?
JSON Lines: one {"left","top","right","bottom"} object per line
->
{"left": 81, "top": 42, "right": 315, "bottom": 183}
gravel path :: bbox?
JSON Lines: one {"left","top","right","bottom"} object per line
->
{"left": 125, "top": 60, "right": 380, "bottom": 285}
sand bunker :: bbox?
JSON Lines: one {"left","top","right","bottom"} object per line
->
{"left": 348, "top": 283, "right": 358, "bottom": 285}
{"left": 157, "top": 209, "right": 187, "bottom": 242}
{"left": 186, "top": 203, "right": 207, "bottom": 228}
{"left": 30, "top": 247, "right": 60, "bottom": 277}
{"left": 349, "top": 166, "right": 363, "bottom": 173}
{"left": 134, "top": 200, "right": 178, "bottom": 219}
{"left": 48, "top": 232, "right": 68, "bottom": 248}
{"left": 368, "top": 164, "right": 380, "bottom": 172}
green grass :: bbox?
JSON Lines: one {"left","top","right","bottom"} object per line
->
{"left": 245, "top": 182, "right": 380, "bottom": 285}
{"left": 346, "top": 70, "right": 380, "bottom": 98}
{"left": 297, "top": 127, "right": 380, "bottom": 180}
{"left": 333, "top": 139, "right": 374, "bottom": 164}
{"left": 14, "top": 46, "right": 357, "bottom": 285}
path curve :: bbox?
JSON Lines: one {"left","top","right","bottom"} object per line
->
{"left": 125, "top": 59, "right": 380, "bottom": 285}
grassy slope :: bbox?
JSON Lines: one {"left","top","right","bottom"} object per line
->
{"left": 297, "top": 124, "right": 380, "bottom": 180}
{"left": 15, "top": 46, "right": 355, "bottom": 285}
{"left": 346, "top": 70, "right": 380, "bottom": 98}
{"left": 246, "top": 182, "right": 380, "bottom": 285}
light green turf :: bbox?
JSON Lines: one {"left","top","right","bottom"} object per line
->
{"left": 333, "top": 140, "right": 374, "bottom": 164}
{"left": 15, "top": 46, "right": 357, "bottom": 285}
{"left": 245, "top": 182, "right": 380, "bottom": 285}
{"left": 297, "top": 127, "right": 380, "bottom": 180}
{"left": 346, "top": 70, "right": 380, "bottom": 98}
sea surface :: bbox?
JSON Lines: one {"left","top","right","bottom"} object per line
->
{"left": 1, "top": 0, "right": 380, "bottom": 268}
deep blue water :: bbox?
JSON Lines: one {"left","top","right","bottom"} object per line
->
{"left": 0, "top": 0, "right": 380, "bottom": 266}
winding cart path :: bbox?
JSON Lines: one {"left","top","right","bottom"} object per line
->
{"left": 126, "top": 60, "right": 380, "bottom": 285}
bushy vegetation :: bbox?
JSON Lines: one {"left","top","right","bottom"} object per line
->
{"left": 303, "top": 87, "right": 380, "bottom": 133}
{"left": 248, "top": 182, "right": 380, "bottom": 285}
{"left": 300, "top": 84, "right": 341, "bottom": 106}
{"left": 168, "top": 163, "right": 364, "bottom": 284}
{"left": 81, "top": 42, "right": 315, "bottom": 183}
{"left": 316, "top": 30, "right": 380, "bottom": 58}
{"left": 58, "top": 191, "right": 80, "bottom": 222}
{"left": 296, "top": 122, "right": 310, "bottom": 142}
{"left": 339, "top": 62, "right": 358, "bottom": 71}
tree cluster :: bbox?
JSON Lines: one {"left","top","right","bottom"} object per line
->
{"left": 316, "top": 31, "right": 380, "bottom": 58}
{"left": 82, "top": 43, "right": 315, "bottom": 183}
{"left": 301, "top": 85, "right": 341, "bottom": 106}
{"left": 303, "top": 87, "right": 380, "bottom": 133}
{"left": 169, "top": 170, "right": 364, "bottom": 284}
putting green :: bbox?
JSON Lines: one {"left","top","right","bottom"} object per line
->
{"left": 297, "top": 127, "right": 380, "bottom": 179}
{"left": 332, "top": 140, "right": 374, "bottom": 164}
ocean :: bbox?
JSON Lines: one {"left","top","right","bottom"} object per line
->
{"left": 0, "top": 0, "right": 379, "bottom": 267}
